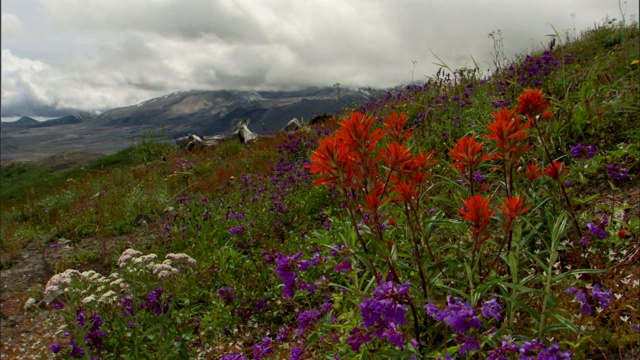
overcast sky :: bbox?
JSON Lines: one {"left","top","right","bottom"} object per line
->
{"left": 1, "top": 0, "right": 637, "bottom": 120}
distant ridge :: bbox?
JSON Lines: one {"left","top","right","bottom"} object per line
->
{"left": 0, "top": 87, "right": 377, "bottom": 162}
{"left": 93, "top": 87, "right": 373, "bottom": 137}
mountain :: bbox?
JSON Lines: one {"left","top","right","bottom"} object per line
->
{"left": 0, "top": 113, "right": 97, "bottom": 134}
{"left": 0, "top": 87, "right": 376, "bottom": 162}
{"left": 0, "top": 116, "right": 39, "bottom": 133}
{"left": 94, "top": 88, "right": 371, "bottom": 137}
{"left": 32, "top": 112, "right": 97, "bottom": 128}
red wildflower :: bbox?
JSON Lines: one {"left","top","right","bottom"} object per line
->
{"left": 359, "top": 181, "right": 389, "bottom": 214}
{"left": 393, "top": 178, "right": 420, "bottom": 206}
{"left": 525, "top": 163, "right": 544, "bottom": 181}
{"left": 498, "top": 196, "right": 531, "bottom": 228}
{"left": 484, "top": 108, "right": 531, "bottom": 161}
{"left": 337, "top": 112, "right": 383, "bottom": 157}
{"left": 408, "top": 150, "right": 437, "bottom": 183}
{"left": 378, "top": 142, "right": 413, "bottom": 173}
{"left": 411, "top": 150, "right": 438, "bottom": 171}
{"left": 541, "top": 111, "right": 554, "bottom": 121}
{"left": 459, "top": 194, "right": 495, "bottom": 239}
{"left": 383, "top": 113, "right": 412, "bottom": 143}
{"left": 306, "top": 134, "right": 354, "bottom": 187}
{"left": 545, "top": 160, "right": 568, "bottom": 180}
{"left": 516, "top": 88, "right": 550, "bottom": 119}
{"left": 450, "top": 135, "right": 491, "bottom": 174}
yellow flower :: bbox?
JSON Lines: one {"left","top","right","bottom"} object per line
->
{"left": 631, "top": 59, "right": 640, "bottom": 65}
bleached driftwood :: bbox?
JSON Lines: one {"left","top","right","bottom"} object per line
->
{"left": 176, "top": 118, "right": 259, "bottom": 150}
{"left": 233, "top": 118, "right": 258, "bottom": 144}
{"left": 281, "top": 118, "right": 302, "bottom": 133}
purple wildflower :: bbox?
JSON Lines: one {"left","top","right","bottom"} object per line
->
{"left": 49, "top": 343, "right": 62, "bottom": 354}
{"left": 121, "top": 297, "right": 135, "bottom": 317}
{"left": 570, "top": 143, "right": 596, "bottom": 160}
{"left": 345, "top": 327, "right": 372, "bottom": 352}
{"left": 456, "top": 334, "right": 479, "bottom": 354}
{"left": 472, "top": 171, "right": 486, "bottom": 183}
{"left": 275, "top": 252, "right": 302, "bottom": 298}
{"left": 607, "top": 162, "right": 629, "bottom": 180}
{"left": 487, "top": 339, "right": 520, "bottom": 360}
{"left": 381, "top": 323, "right": 405, "bottom": 349}
{"left": 566, "top": 285, "right": 612, "bottom": 315}
{"left": 357, "top": 281, "right": 412, "bottom": 349}
{"left": 480, "top": 297, "right": 502, "bottom": 320}
{"left": 252, "top": 336, "right": 274, "bottom": 360}
{"left": 276, "top": 327, "right": 291, "bottom": 342}
{"left": 53, "top": 300, "right": 64, "bottom": 309}
{"left": 290, "top": 347, "right": 305, "bottom": 360}
{"left": 425, "top": 296, "right": 482, "bottom": 333}
{"left": 321, "top": 299, "right": 334, "bottom": 313}
{"left": 140, "top": 287, "right": 170, "bottom": 315}
{"left": 229, "top": 225, "right": 245, "bottom": 235}
{"left": 76, "top": 309, "right": 86, "bottom": 327}
{"left": 579, "top": 236, "right": 591, "bottom": 246}
{"left": 334, "top": 258, "right": 352, "bottom": 272}
{"left": 68, "top": 339, "right": 85, "bottom": 358}
{"left": 590, "top": 285, "right": 612, "bottom": 309}
{"left": 586, "top": 221, "right": 607, "bottom": 239}
{"left": 217, "top": 287, "right": 237, "bottom": 304}
{"left": 220, "top": 353, "right": 246, "bottom": 360}
{"left": 297, "top": 255, "right": 319, "bottom": 271}
{"left": 255, "top": 299, "right": 268, "bottom": 311}
{"left": 298, "top": 281, "right": 316, "bottom": 293}
{"left": 297, "top": 308, "right": 321, "bottom": 335}
{"left": 329, "top": 244, "right": 345, "bottom": 256}
{"left": 519, "top": 339, "right": 571, "bottom": 359}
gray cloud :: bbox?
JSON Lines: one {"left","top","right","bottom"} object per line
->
{"left": 1, "top": 0, "right": 638, "bottom": 119}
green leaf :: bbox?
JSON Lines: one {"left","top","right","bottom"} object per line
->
{"left": 434, "top": 283, "right": 470, "bottom": 300}
{"left": 509, "top": 299, "right": 541, "bottom": 322}
{"left": 544, "top": 311, "right": 579, "bottom": 333}
{"left": 499, "top": 282, "right": 545, "bottom": 296}
{"left": 552, "top": 268, "right": 605, "bottom": 282}
{"left": 561, "top": 335, "right": 592, "bottom": 348}
{"left": 572, "top": 193, "right": 599, "bottom": 205}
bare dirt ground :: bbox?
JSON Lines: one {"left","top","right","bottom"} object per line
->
{"left": 0, "top": 233, "right": 148, "bottom": 359}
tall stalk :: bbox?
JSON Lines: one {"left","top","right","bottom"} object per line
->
{"left": 539, "top": 213, "right": 567, "bottom": 338}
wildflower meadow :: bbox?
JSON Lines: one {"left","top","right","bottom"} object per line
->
{"left": 2, "top": 19, "right": 639, "bottom": 359}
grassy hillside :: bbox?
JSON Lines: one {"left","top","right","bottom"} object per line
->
{"left": 1, "top": 20, "right": 639, "bottom": 359}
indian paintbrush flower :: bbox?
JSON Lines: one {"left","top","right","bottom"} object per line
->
{"left": 459, "top": 194, "right": 494, "bottom": 242}
{"left": 450, "top": 135, "right": 491, "bottom": 175}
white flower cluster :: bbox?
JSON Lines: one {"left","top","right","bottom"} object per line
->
{"left": 118, "top": 248, "right": 197, "bottom": 279}
{"left": 43, "top": 268, "right": 124, "bottom": 306}
{"left": 23, "top": 298, "right": 37, "bottom": 313}
{"left": 41, "top": 249, "right": 197, "bottom": 308}
{"left": 44, "top": 269, "right": 81, "bottom": 298}
{"left": 166, "top": 253, "right": 197, "bottom": 269}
